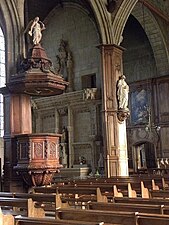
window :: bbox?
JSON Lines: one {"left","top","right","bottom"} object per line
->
{"left": 0, "top": 28, "right": 5, "bottom": 137}
{"left": 81, "top": 73, "right": 96, "bottom": 89}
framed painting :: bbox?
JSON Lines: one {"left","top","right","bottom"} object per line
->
{"left": 130, "top": 89, "right": 150, "bottom": 125}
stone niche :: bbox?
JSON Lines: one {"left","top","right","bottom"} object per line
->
{"left": 14, "top": 133, "right": 62, "bottom": 187}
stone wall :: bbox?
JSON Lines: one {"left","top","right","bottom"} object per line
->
{"left": 33, "top": 90, "right": 102, "bottom": 173}
{"left": 42, "top": 5, "right": 101, "bottom": 91}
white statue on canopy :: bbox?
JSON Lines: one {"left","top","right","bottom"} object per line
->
{"left": 26, "top": 17, "right": 46, "bottom": 45}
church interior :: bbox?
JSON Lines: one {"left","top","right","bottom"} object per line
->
{"left": 1, "top": 0, "right": 169, "bottom": 224}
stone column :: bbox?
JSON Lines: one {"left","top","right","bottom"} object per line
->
{"left": 100, "top": 44, "right": 129, "bottom": 177}
{"left": 68, "top": 106, "right": 73, "bottom": 167}
{"left": 55, "top": 108, "right": 60, "bottom": 133}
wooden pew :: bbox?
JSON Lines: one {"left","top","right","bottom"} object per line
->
{"left": 113, "top": 196, "right": 169, "bottom": 206}
{"left": 0, "top": 192, "right": 69, "bottom": 209}
{"left": 14, "top": 215, "right": 107, "bottom": 225}
{"left": 162, "top": 177, "right": 169, "bottom": 189}
{"left": 87, "top": 202, "right": 165, "bottom": 214}
{"left": 0, "top": 197, "right": 45, "bottom": 217}
{"left": 64, "top": 177, "right": 153, "bottom": 198}
{"left": 135, "top": 212, "right": 169, "bottom": 225}
{"left": 66, "top": 175, "right": 163, "bottom": 190}
{"left": 55, "top": 180, "right": 149, "bottom": 199}
{"left": 150, "top": 190, "right": 169, "bottom": 199}
{"left": 33, "top": 186, "right": 108, "bottom": 203}
{"left": 128, "top": 183, "right": 137, "bottom": 197}
{"left": 55, "top": 208, "right": 136, "bottom": 225}
{"left": 0, "top": 191, "right": 93, "bottom": 210}
{"left": 55, "top": 208, "right": 169, "bottom": 225}
{"left": 112, "top": 181, "right": 149, "bottom": 198}
{"left": 0, "top": 208, "right": 14, "bottom": 225}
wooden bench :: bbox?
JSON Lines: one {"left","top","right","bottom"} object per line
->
{"left": 113, "top": 196, "right": 169, "bottom": 205}
{"left": 0, "top": 192, "right": 70, "bottom": 209}
{"left": 87, "top": 202, "right": 165, "bottom": 214}
{"left": 53, "top": 180, "right": 150, "bottom": 198}
{"left": 14, "top": 215, "right": 108, "bottom": 225}
{"left": 109, "top": 181, "right": 149, "bottom": 198}
{"left": 0, "top": 191, "right": 93, "bottom": 211}
{"left": 66, "top": 175, "right": 163, "bottom": 190}
{"left": 33, "top": 186, "right": 108, "bottom": 203}
{"left": 135, "top": 212, "right": 169, "bottom": 225}
{"left": 150, "top": 190, "right": 169, "bottom": 198}
{"left": 0, "top": 197, "right": 44, "bottom": 225}
{"left": 0, "top": 208, "right": 14, "bottom": 225}
{"left": 0, "top": 197, "right": 45, "bottom": 217}
{"left": 56, "top": 208, "right": 136, "bottom": 225}
{"left": 64, "top": 177, "right": 158, "bottom": 198}
{"left": 56, "top": 208, "right": 169, "bottom": 225}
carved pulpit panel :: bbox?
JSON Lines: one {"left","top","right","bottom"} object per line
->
{"left": 14, "top": 133, "right": 62, "bottom": 186}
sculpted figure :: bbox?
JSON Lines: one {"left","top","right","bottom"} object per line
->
{"left": 58, "top": 40, "right": 67, "bottom": 66}
{"left": 55, "top": 55, "right": 61, "bottom": 74}
{"left": 61, "top": 127, "right": 68, "bottom": 143}
{"left": 66, "top": 52, "right": 73, "bottom": 76}
{"left": 28, "top": 17, "right": 46, "bottom": 45}
{"left": 117, "top": 75, "right": 129, "bottom": 109}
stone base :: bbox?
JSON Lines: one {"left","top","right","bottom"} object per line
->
{"left": 54, "top": 166, "right": 90, "bottom": 180}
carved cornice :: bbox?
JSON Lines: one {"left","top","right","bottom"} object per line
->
{"left": 33, "top": 90, "right": 101, "bottom": 109}
{"left": 72, "top": 142, "right": 92, "bottom": 148}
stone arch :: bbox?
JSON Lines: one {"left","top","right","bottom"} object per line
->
{"left": 87, "top": 0, "right": 113, "bottom": 44}
{"left": 132, "top": 3, "right": 169, "bottom": 76}
{"left": 112, "top": 0, "right": 138, "bottom": 45}
{"left": 44, "top": 0, "right": 113, "bottom": 45}
{"left": 0, "top": 0, "right": 23, "bottom": 79}
{"left": 112, "top": 0, "right": 169, "bottom": 76}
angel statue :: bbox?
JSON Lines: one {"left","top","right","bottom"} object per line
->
{"left": 25, "top": 17, "right": 46, "bottom": 45}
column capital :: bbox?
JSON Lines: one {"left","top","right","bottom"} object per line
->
{"left": 97, "top": 43, "right": 126, "bottom": 52}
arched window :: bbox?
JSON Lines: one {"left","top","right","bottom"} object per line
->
{"left": 0, "top": 28, "right": 5, "bottom": 137}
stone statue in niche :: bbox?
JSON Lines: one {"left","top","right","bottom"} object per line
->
{"left": 61, "top": 126, "right": 68, "bottom": 143}
{"left": 55, "top": 40, "right": 74, "bottom": 90}
{"left": 60, "top": 127, "right": 68, "bottom": 168}
{"left": 98, "top": 152, "right": 104, "bottom": 175}
{"left": 60, "top": 143, "right": 68, "bottom": 168}
{"left": 117, "top": 75, "right": 129, "bottom": 109}
{"left": 27, "top": 17, "right": 46, "bottom": 45}
{"left": 55, "top": 55, "right": 61, "bottom": 74}
{"left": 58, "top": 39, "right": 68, "bottom": 78}
{"left": 66, "top": 52, "right": 74, "bottom": 91}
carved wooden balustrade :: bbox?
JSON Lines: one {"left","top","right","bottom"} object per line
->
{"left": 14, "top": 133, "right": 62, "bottom": 187}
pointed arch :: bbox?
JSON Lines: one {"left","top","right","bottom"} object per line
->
{"left": 88, "top": 0, "right": 113, "bottom": 44}
{"left": 112, "top": 0, "right": 138, "bottom": 45}
{"left": 112, "top": 0, "right": 169, "bottom": 75}
{"left": 132, "top": 3, "right": 169, "bottom": 76}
